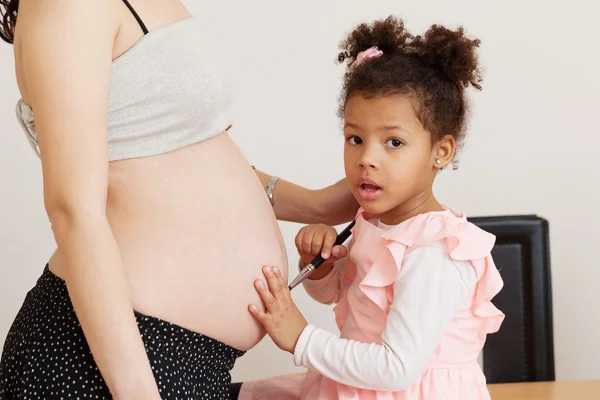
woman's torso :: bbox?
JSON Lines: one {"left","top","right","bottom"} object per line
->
{"left": 13, "top": 1, "right": 288, "bottom": 351}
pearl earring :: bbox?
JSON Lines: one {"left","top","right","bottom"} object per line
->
{"left": 436, "top": 159, "right": 441, "bottom": 165}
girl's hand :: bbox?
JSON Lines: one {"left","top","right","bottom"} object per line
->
{"left": 295, "top": 224, "right": 349, "bottom": 266}
{"left": 249, "top": 266, "right": 308, "bottom": 354}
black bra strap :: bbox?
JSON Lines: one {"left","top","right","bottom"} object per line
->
{"left": 122, "top": 0, "right": 149, "bottom": 35}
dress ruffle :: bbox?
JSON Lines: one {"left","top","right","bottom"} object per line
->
{"left": 337, "top": 206, "right": 504, "bottom": 338}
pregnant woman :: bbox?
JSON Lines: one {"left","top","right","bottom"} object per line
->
{"left": 0, "top": 0, "right": 356, "bottom": 398}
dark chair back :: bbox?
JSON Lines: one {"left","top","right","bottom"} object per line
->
{"left": 468, "top": 215, "right": 555, "bottom": 384}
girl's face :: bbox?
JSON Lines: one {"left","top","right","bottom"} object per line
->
{"left": 343, "top": 93, "right": 454, "bottom": 224}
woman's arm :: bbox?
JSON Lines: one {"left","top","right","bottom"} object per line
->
{"left": 254, "top": 169, "right": 359, "bottom": 226}
{"left": 19, "top": 1, "right": 159, "bottom": 398}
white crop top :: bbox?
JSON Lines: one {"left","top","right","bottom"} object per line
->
{"left": 16, "top": 13, "right": 232, "bottom": 162}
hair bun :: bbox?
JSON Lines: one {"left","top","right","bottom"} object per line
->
{"left": 337, "top": 16, "right": 412, "bottom": 66}
{"left": 412, "top": 25, "right": 482, "bottom": 90}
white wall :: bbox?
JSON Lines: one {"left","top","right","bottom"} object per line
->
{"left": 1, "top": 0, "right": 598, "bottom": 383}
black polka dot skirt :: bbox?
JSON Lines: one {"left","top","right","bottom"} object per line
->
{"left": 0, "top": 265, "right": 245, "bottom": 399}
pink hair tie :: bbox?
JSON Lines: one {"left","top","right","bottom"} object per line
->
{"left": 349, "top": 46, "right": 383, "bottom": 71}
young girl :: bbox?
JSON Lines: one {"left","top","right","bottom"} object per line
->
{"left": 239, "top": 15, "right": 504, "bottom": 400}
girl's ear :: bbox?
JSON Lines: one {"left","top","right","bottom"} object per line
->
{"left": 433, "top": 134, "right": 456, "bottom": 169}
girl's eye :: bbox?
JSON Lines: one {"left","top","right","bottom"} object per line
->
{"left": 347, "top": 136, "right": 363, "bottom": 145}
{"left": 386, "top": 138, "right": 404, "bottom": 148}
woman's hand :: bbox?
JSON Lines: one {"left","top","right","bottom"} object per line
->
{"left": 249, "top": 266, "right": 308, "bottom": 354}
{"left": 252, "top": 169, "right": 357, "bottom": 225}
{"left": 313, "top": 178, "right": 359, "bottom": 226}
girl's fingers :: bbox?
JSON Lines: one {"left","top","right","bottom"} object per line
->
{"left": 295, "top": 229, "right": 305, "bottom": 252}
{"left": 263, "top": 266, "right": 285, "bottom": 298}
{"left": 301, "top": 228, "right": 317, "bottom": 257}
{"left": 320, "top": 229, "right": 338, "bottom": 259}
{"left": 254, "top": 278, "right": 276, "bottom": 311}
{"left": 332, "top": 245, "right": 348, "bottom": 259}
{"left": 248, "top": 304, "right": 269, "bottom": 325}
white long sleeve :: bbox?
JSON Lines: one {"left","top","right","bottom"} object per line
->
{"left": 293, "top": 244, "right": 477, "bottom": 392}
{"left": 302, "top": 256, "right": 349, "bottom": 305}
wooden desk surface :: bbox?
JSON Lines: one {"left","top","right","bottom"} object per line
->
{"left": 488, "top": 380, "right": 600, "bottom": 399}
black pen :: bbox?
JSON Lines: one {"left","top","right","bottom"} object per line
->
{"left": 288, "top": 220, "right": 356, "bottom": 290}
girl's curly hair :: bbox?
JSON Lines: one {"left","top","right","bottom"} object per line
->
{"left": 338, "top": 16, "right": 482, "bottom": 148}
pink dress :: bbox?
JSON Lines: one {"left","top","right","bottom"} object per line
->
{"left": 239, "top": 207, "right": 504, "bottom": 399}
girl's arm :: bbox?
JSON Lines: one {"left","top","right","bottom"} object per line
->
{"left": 301, "top": 257, "right": 348, "bottom": 305}
{"left": 253, "top": 169, "right": 359, "bottom": 226}
{"left": 19, "top": 1, "right": 159, "bottom": 398}
{"left": 294, "top": 245, "right": 476, "bottom": 391}
{"left": 294, "top": 224, "right": 353, "bottom": 304}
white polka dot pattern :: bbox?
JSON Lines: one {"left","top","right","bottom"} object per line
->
{"left": 0, "top": 265, "right": 245, "bottom": 399}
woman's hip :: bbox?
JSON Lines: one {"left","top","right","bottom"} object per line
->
{"left": 0, "top": 265, "right": 245, "bottom": 399}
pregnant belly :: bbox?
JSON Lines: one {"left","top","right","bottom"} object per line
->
{"left": 106, "top": 133, "right": 288, "bottom": 351}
